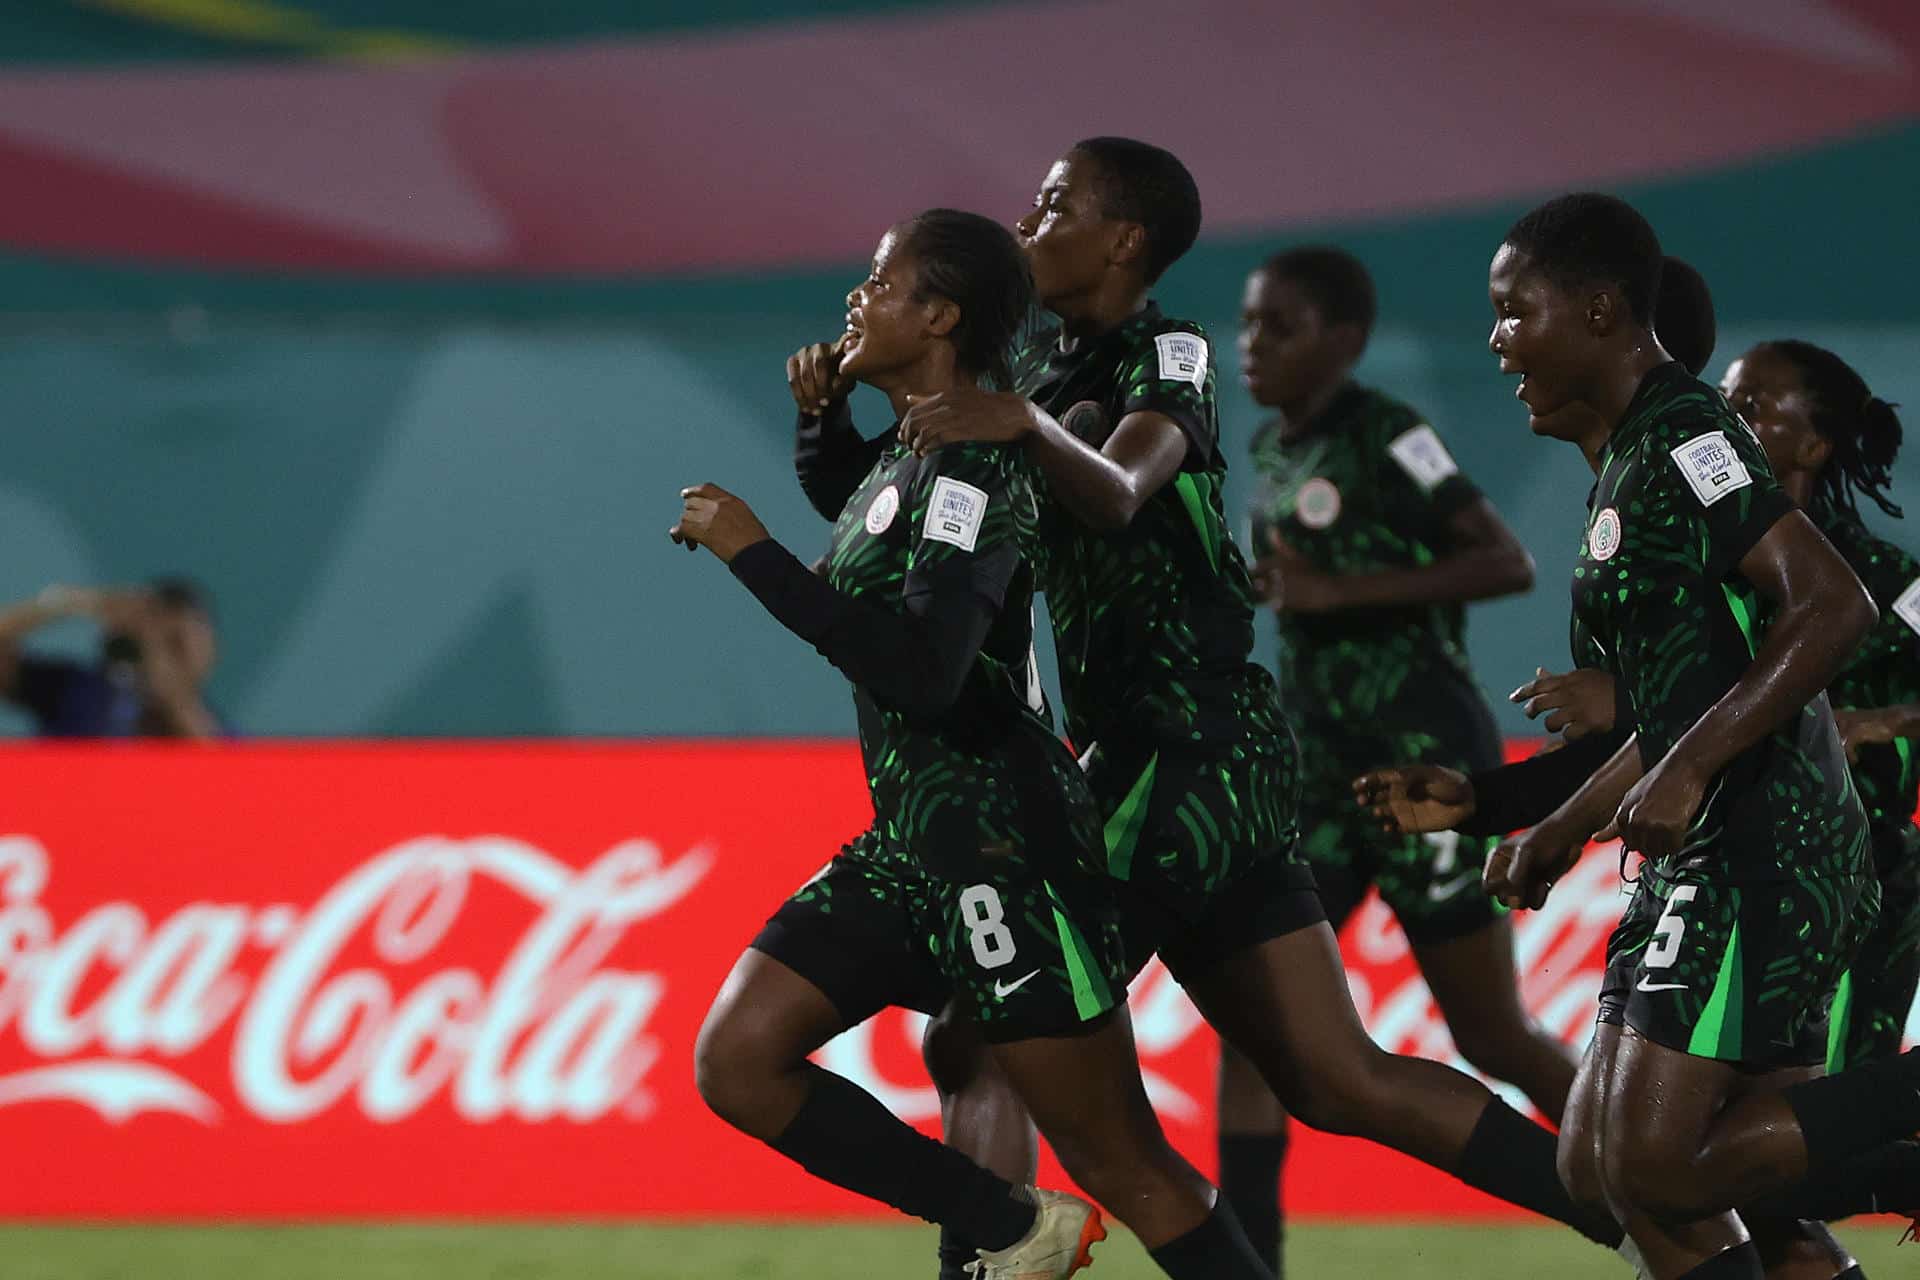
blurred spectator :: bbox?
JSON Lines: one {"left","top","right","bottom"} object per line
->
{"left": 0, "top": 578, "right": 227, "bottom": 739}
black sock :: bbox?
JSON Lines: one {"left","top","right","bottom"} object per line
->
{"left": 1676, "top": 1241, "right": 1763, "bottom": 1279}
{"left": 1746, "top": 1140, "right": 1920, "bottom": 1221}
{"left": 1146, "top": 1199, "right": 1272, "bottom": 1280}
{"left": 1782, "top": 1051, "right": 1920, "bottom": 1174}
{"left": 769, "top": 1066, "right": 1035, "bottom": 1250}
{"left": 1455, "top": 1099, "right": 1623, "bottom": 1247}
{"left": 1218, "top": 1132, "right": 1287, "bottom": 1277}
{"left": 937, "top": 1226, "right": 976, "bottom": 1280}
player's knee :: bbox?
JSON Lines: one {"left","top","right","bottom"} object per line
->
{"left": 921, "top": 1005, "right": 989, "bottom": 1097}
{"left": 1603, "top": 1134, "right": 1709, "bottom": 1222}
{"left": 1554, "top": 1123, "right": 1606, "bottom": 1213}
{"left": 693, "top": 1006, "right": 776, "bottom": 1130}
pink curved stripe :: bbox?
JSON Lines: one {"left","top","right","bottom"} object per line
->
{"left": 0, "top": 0, "right": 1912, "bottom": 274}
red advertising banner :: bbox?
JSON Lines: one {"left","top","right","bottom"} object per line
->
{"left": 0, "top": 742, "right": 1894, "bottom": 1220}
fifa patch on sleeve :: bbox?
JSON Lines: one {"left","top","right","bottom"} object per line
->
{"left": 1894, "top": 577, "right": 1920, "bottom": 638}
{"left": 1386, "top": 425, "right": 1460, "bottom": 492}
{"left": 1669, "top": 431, "right": 1753, "bottom": 507}
{"left": 924, "top": 475, "right": 990, "bottom": 552}
{"left": 1154, "top": 332, "right": 1208, "bottom": 390}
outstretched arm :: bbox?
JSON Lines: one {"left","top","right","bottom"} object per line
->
{"left": 899, "top": 388, "right": 1187, "bottom": 532}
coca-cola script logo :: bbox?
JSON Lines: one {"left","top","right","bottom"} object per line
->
{"left": 0, "top": 833, "right": 712, "bottom": 1126}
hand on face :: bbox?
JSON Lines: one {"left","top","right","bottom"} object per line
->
{"left": 897, "top": 387, "right": 1035, "bottom": 457}
{"left": 1510, "top": 666, "right": 1617, "bottom": 740}
{"left": 670, "top": 483, "right": 771, "bottom": 564}
{"left": 787, "top": 335, "right": 855, "bottom": 417}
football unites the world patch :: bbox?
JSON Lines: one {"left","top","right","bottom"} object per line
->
{"left": 1295, "top": 477, "right": 1342, "bottom": 530}
{"left": 924, "top": 475, "right": 989, "bottom": 552}
{"left": 1386, "top": 425, "right": 1460, "bottom": 493}
{"left": 1154, "top": 332, "right": 1208, "bottom": 390}
{"left": 1587, "top": 507, "right": 1623, "bottom": 562}
{"left": 864, "top": 484, "right": 900, "bottom": 534}
{"left": 1893, "top": 577, "right": 1920, "bottom": 638}
{"left": 1669, "top": 430, "right": 1754, "bottom": 507}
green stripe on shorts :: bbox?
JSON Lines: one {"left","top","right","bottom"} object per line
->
{"left": 1102, "top": 754, "right": 1158, "bottom": 880}
{"left": 1688, "top": 893, "right": 1745, "bottom": 1060}
{"left": 1045, "top": 881, "right": 1114, "bottom": 1021}
{"left": 1825, "top": 969, "right": 1856, "bottom": 1074}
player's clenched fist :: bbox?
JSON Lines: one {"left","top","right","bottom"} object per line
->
{"left": 670, "top": 483, "right": 771, "bottom": 564}
{"left": 787, "top": 336, "right": 855, "bottom": 416}
{"left": 1351, "top": 764, "right": 1476, "bottom": 835}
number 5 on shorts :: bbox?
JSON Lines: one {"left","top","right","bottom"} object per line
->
{"left": 1646, "top": 884, "right": 1699, "bottom": 969}
{"left": 959, "top": 884, "right": 1017, "bottom": 970}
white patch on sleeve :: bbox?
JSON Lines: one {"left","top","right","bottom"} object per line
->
{"left": 1669, "top": 431, "right": 1754, "bottom": 507}
{"left": 1386, "top": 424, "right": 1460, "bottom": 493}
{"left": 923, "top": 475, "right": 990, "bottom": 552}
{"left": 1893, "top": 577, "right": 1920, "bottom": 638}
{"left": 1154, "top": 332, "right": 1208, "bottom": 389}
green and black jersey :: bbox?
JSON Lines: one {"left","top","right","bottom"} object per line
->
{"left": 1247, "top": 383, "right": 1501, "bottom": 767}
{"left": 1012, "top": 303, "right": 1289, "bottom": 759}
{"left": 1572, "top": 363, "right": 1869, "bottom": 884}
{"left": 817, "top": 440, "right": 1099, "bottom": 873}
{"left": 1813, "top": 500, "right": 1920, "bottom": 872}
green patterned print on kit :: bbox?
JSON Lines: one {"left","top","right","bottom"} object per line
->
{"left": 806, "top": 438, "right": 1126, "bottom": 1032}
{"left": 1812, "top": 499, "right": 1920, "bottom": 1067}
{"left": 1247, "top": 384, "right": 1504, "bottom": 937}
{"left": 1572, "top": 363, "right": 1871, "bottom": 886}
{"left": 1013, "top": 304, "right": 1303, "bottom": 901}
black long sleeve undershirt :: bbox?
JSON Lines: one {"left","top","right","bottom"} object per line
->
{"left": 729, "top": 539, "right": 997, "bottom": 721}
{"left": 794, "top": 402, "right": 892, "bottom": 521}
{"left": 1457, "top": 673, "right": 1636, "bottom": 835}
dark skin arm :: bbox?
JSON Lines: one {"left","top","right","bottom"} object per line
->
{"left": 1251, "top": 497, "right": 1534, "bottom": 614}
{"left": 897, "top": 387, "right": 1187, "bottom": 532}
{"left": 1605, "top": 510, "right": 1877, "bottom": 862}
{"left": 1833, "top": 703, "right": 1920, "bottom": 762}
{"left": 1484, "top": 734, "right": 1643, "bottom": 909}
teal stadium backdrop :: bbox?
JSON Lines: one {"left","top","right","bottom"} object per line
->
{"left": 1, "top": 1, "right": 1916, "bottom": 737}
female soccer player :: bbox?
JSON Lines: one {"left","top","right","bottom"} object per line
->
{"left": 895, "top": 139, "right": 1624, "bottom": 1271}
{"left": 1230, "top": 244, "right": 1568, "bottom": 1274}
{"left": 680, "top": 209, "right": 1269, "bottom": 1280}
{"left": 1720, "top": 342, "right": 1919, "bottom": 1079}
{"left": 1468, "top": 193, "right": 1920, "bottom": 1280}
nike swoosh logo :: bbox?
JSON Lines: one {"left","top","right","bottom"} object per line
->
{"left": 1427, "top": 871, "right": 1480, "bottom": 903}
{"left": 994, "top": 969, "right": 1042, "bottom": 1000}
{"left": 1636, "top": 978, "right": 1688, "bottom": 993}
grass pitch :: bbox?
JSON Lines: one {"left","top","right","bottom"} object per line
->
{"left": 0, "top": 1221, "right": 1912, "bottom": 1279}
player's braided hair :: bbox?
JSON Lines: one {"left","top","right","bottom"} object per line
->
{"left": 1760, "top": 339, "right": 1904, "bottom": 520}
{"left": 901, "top": 209, "right": 1034, "bottom": 391}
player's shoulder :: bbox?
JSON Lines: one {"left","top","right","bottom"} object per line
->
{"left": 1637, "top": 365, "right": 1742, "bottom": 448}
{"left": 1121, "top": 309, "right": 1212, "bottom": 385}
{"left": 1822, "top": 506, "right": 1920, "bottom": 599}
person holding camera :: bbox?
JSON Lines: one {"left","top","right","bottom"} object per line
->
{"left": 0, "top": 578, "right": 226, "bottom": 739}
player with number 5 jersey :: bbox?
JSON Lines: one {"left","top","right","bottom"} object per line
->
{"left": 1478, "top": 192, "right": 1920, "bottom": 1280}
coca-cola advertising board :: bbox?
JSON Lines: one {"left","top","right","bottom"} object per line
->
{"left": 1, "top": 742, "right": 1906, "bottom": 1220}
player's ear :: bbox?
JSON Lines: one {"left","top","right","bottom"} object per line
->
{"left": 1586, "top": 288, "right": 1618, "bottom": 337}
{"left": 1109, "top": 222, "right": 1148, "bottom": 275}
{"left": 923, "top": 296, "right": 960, "bottom": 340}
{"left": 1798, "top": 429, "right": 1834, "bottom": 474}
{"left": 1327, "top": 320, "right": 1367, "bottom": 368}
